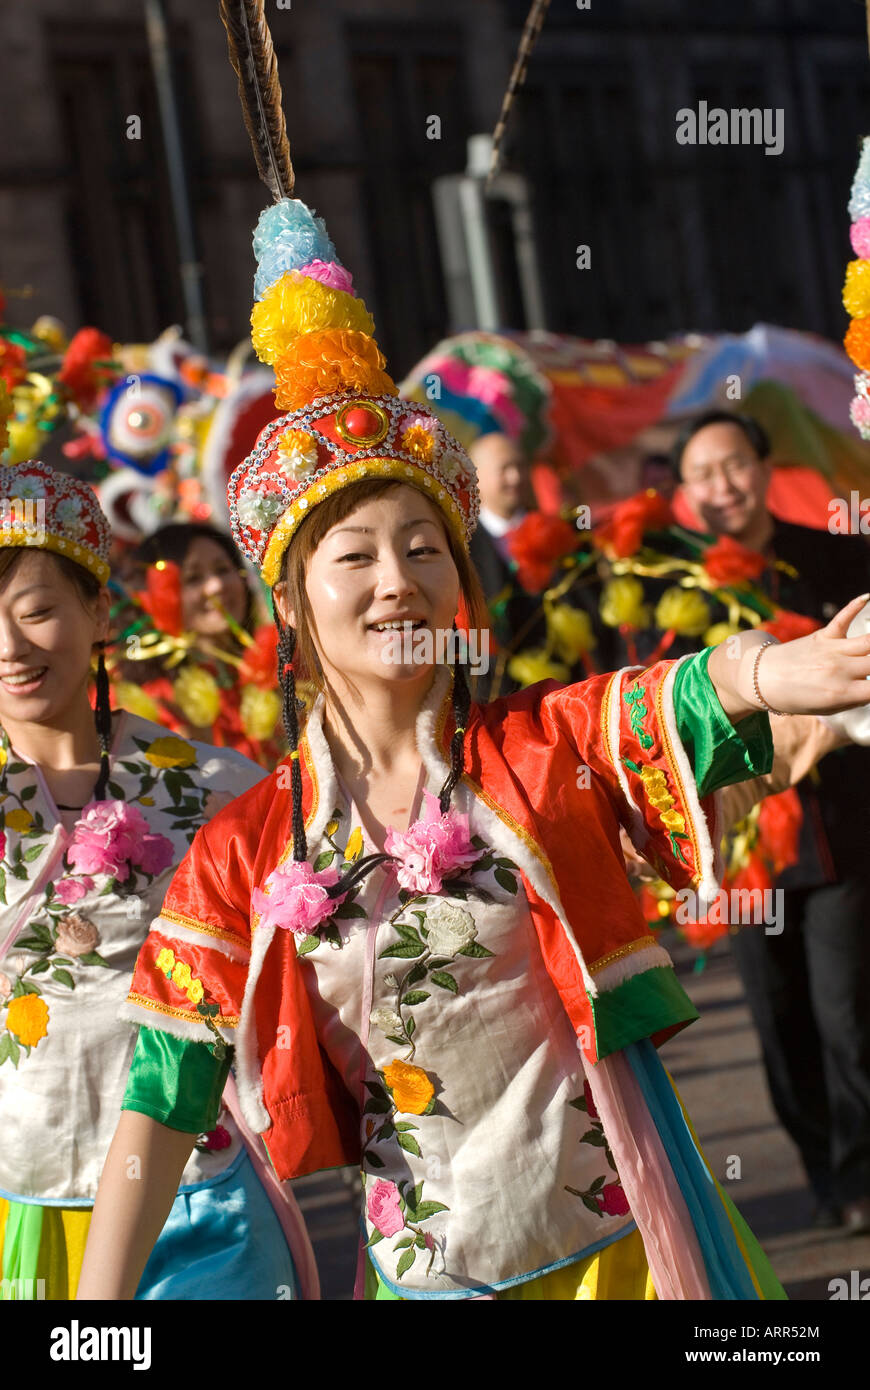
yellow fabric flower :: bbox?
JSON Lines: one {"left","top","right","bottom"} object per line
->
{"left": 659, "top": 809, "right": 686, "bottom": 832}
{"left": 5, "top": 809, "right": 34, "bottom": 833}
{"left": 383, "top": 1059, "right": 435, "bottom": 1115}
{"left": 703, "top": 622, "right": 741, "bottom": 648}
{"left": 345, "top": 826, "right": 364, "bottom": 862}
{"left": 0, "top": 746, "right": 7, "bottom": 769}
{"left": 6, "top": 994, "right": 49, "bottom": 1046}
{"left": 240, "top": 685, "right": 282, "bottom": 741}
{"left": 546, "top": 605, "right": 596, "bottom": 663}
{"left": 843, "top": 259, "right": 870, "bottom": 319}
{"left": 172, "top": 961, "right": 193, "bottom": 990}
{"left": 186, "top": 979, "right": 204, "bottom": 1006}
{"left": 6, "top": 419, "right": 42, "bottom": 464}
{"left": 144, "top": 736, "right": 197, "bottom": 769}
{"left": 173, "top": 666, "right": 221, "bottom": 729}
{"left": 113, "top": 681, "right": 164, "bottom": 723}
{"left": 600, "top": 576, "right": 650, "bottom": 630}
{"left": 507, "top": 649, "right": 571, "bottom": 688}
{"left": 251, "top": 273, "right": 374, "bottom": 366}
{"left": 156, "top": 948, "right": 176, "bottom": 975}
{"left": 654, "top": 586, "right": 710, "bottom": 637}
{"left": 400, "top": 422, "right": 436, "bottom": 461}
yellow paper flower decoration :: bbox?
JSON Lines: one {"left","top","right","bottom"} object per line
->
{"left": 546, "top": 604, "right": 596, "bottom": 663}
{"left": 703, "top": 621, "right": 741, "bottom": 648}
{"left": 113, "top": 681, "right": 163, "bottom": 723}
{"left": 6, "top": 994, "right": 49, "bottom": 1047}
{"left": 600, "top": 576, "right": 650, "bottom": 630}
{"left": 843, "top": 259, "right": 870, "bottom": 319}
{"left": 383, "top": 1059, "right": 435, "bottom": 1115}
{"left": 144, "top": 736, "right": 197, "bottom": 769}
{"left": 240, "top": 685, "right": 281, "bottom": 741}
{"left": 507, "top": 650, "right": 571, "bottom": 688}
{"left": 654, "top": 586, "right": 710, "bottom": 637}
{"left": 400, "top": 421, "right": 436, "bottom": 462}
{"left": 251, "top": 272, "right": 375, "bottom": 366}
{"left": 173, "top": 666, "right": 221, "bottom": 729}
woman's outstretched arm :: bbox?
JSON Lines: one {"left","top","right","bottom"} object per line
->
{"left": 76, "top": 1109, "right": 197, "bottom": 1300}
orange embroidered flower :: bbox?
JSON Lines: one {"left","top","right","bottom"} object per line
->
{"left": 383, "top": 1059, "right": 435, "bottom": 1114}
{"left": 6, "top": 994, "right": 50, "bottom": 1047}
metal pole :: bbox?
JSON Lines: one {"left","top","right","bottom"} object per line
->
{"left": 144, "top": 0, "right": 209, "bottom": 354}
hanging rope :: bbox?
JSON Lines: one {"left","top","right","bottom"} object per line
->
{"left": 486, "top": 0, "right": 552, "bottom": 190}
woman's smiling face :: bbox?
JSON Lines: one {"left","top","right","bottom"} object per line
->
{"left": 275, "top": 485, "right": 461, "bottom": 694}
{"left": 0, "top": 550, "right": 109, "bottom": 728}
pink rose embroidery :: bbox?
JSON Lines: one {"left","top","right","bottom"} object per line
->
{"left": 252, "top": 860, "right": 347, "bottom": 936}
{"left": 384, "top": 789, "right": 478, "bottom": 894}
{"left": 54, "top": 876, "right": 94, "bottom": 906}
{"left": 54, "top": 913, "right": 100, "bottom": 958}
{"left": 66, "top": 801, "right": 173, "bottom": 881}
{"left": 367, "top": 1179, "right": 405, "bottom": 1238}
{"left": 596, "top": 1182, "right": 630, "bottom": 1217}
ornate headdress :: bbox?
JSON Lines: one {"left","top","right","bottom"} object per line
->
{"left": 0, "top": 461, "right": 111, "bottom": 584}
{"left": 220, "top": 0, "right": 479, "bottom": 862}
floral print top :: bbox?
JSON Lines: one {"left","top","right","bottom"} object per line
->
{"left": 0, "top": 712, "right": 265, "bottom": 1203}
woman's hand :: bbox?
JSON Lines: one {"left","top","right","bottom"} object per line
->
{"left": 708, "top": 595, "right": 870, "bottom": 723}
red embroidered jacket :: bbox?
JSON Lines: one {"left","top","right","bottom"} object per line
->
{"left": 122, "top": 658, "right": 762, "bottom": 1182}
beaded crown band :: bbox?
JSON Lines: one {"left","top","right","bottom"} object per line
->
{"left": 0, "top": 461, "right": 111, "bottom": 584}
{"left": 228, "top": 198, "right": 480, "bottom": 583}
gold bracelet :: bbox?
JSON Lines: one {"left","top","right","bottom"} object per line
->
{"left": 752, "top": 639, "right": 789, "bottom": 717}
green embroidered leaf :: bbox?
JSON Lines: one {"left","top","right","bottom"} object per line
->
{"left": 568, "top": 1096, "right": 588, "bottom": 1112}
{"left": 363, "top": 1078, "right": 389, "bottom": 1100}
{"left": 107, "top": 780, "right": 125, "bottom": 800}
{"left": 588, "top": 1175, "right": 606, "bottom": 1191}
{"left": 6, "top": 760, "right": 29, "bottom": 774}
{"left": 396, "top": 1247, "right": 416, "bottom": 1278}
{"left": 313, "top": 850, "right": 335, "bottom": 871}
{"left": 582, "top": 1195, "right": 602, "bottom": 1216}
{"left": 430, "top": 970, "right": 458, "bottom": 994}
{"left": 363, "top": 1096, "right": 391, "bottom": 1115}
{"left": 99, "top": 880, "right": 114, "bottom": 896}
{"left": 120, "top": 760, "right": 141, "bottom": 774}
{"left": 406, "top": 1017, "right": 416, "bottom": 1039}
{"left": 19, "top": 980, "right": 42, "bottom": 996}
{"left": 12, "top": 936, "right": 52, "bottom": 953}
{"left": 413, "top": 1200, "right": 449, "bottom": 1220}
{"left": 19, "top": 785, "right": 36, "bottom": 802}
{"left": 457, "top": 941, "right": 495, "bottom": 959}
{"left": 0, "top": 865, "right": 6, "bottom": 904}
{"left": 385, "top": 1035, "right": 406, "bottom": 1047}
{"left": 410, "top": 911, "right": 427, "bottom": 927}
{"left": 403, "top": 962, "right": 428, "bottom": 988}
{"left": 295, "top": 934, "right": 321, "bottom": 956}
{"left": 333, "top": 901, "right": 366, "bottom": 919}
{"left": 364, "top": 1229, "right": 384, "bottom": 1247}
{"left": 0, "top": 1033, "right": 10, "bottom": 1066}
{"left": 365, "top": 1151, "right": 385, "bottom": 1169}
{"left": 401, "top": 991, "right": 430, "bottom": 1006}
{"left": 415, "top": 1234, "right": 427, "bottom": 1249}
{"left": 621, "top": 757, "right": 643, "bottom": 775}
{"left": 29, "top": 960, "right": 50, "bottom": 975}
{"left": 396, "top": 1131, "right": 423, "bottom": 1158}
{"left": 427, "top": 958, "right": 451, "bottom": 971}
{"left": 51, "top": 957, "right": 73, "bottom": 966}
{"left": 494, "top": 868, "right": 518, "bottom": 894}
{"left": 51, "top": 968, "right": 75, "bottom": 990}
{"left": 606, "top": 1151, "right": 618, "bottom": 1173}
{"left": 378, "top": 942, "right": 425, "bottom": 959}
{"left": 78, "top": 952, "right": 110, "bottom": 968}
{"left": 494, "top": 857, "right": 518, "bottom": 869}
{"left": 580, "top": 1129, "right": 607, "bottom": 1147}
{"left": 196, "top": 1003, "right": 220, "bottom": 1018}
{"left": 393, "top": 921, "right": 423, "bottom": 944}
{"left": 409, "top": 1181, "right": 424, "bottom": 1213}
{"left": 470, "top": 835, "right": 486, "bottom": 849}
{"left": 473, "top": 853, "right": 494, "bottom": 872}
{"left": 22, "top": 844, "right": 47, "bottom": 863}
{"left": 131, "top": 737, "right": 151, "bottom": 752}
{"left": 393, "top": 1236, "right": 415, "bottom": 1250}
{"left": 422, "top": 1096, "right": 437, "bottom": 1116}
{"left": 7, "top": 1034, "right": 20, "bottom": 1068}
{"left": 393, "top": 1121, "right": 418, "bottom": 1133}
{"left": 378, "top": 1121, "right": 395, "bottom": 1143}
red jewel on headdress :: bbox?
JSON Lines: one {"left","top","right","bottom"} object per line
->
{"left": 335, "top": 400, "right": 390, "bottom": 447}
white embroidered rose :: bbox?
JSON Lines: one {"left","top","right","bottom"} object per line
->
{"left": 370, "top": 1006, "right": 404, "bottom": 1035}
{"left": 424, "top": 902, "right": 477, "bottom": 957}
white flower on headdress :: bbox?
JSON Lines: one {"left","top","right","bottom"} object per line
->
{"left": 13, "top": 476, "right": 43, "bottom": 501}
{"left": 275, "top": 429, "right": 319, "bottom": 483}
{"left": 439, "top": 451, "right": 470, "bottom": 485}
{"left": 237, "top": 489, "right": 286, "bottom": 531}
{"left": 54, "top": 496, "right": 87, "bottom": 538}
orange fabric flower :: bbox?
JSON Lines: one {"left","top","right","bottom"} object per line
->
{"left": 6, "top": 994, "right": 50, "bottom": 1047}
{"left": 273, "top": 330, "right": 397, "bottom": 412}
{"left": 383, "top": 1059, "right": 435, "bottom": 1114}
{"left": 845, "top": 317, "right": 870, "bottom": 371}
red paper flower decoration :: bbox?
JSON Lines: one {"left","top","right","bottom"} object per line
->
{"left": 0, "top": 339, "right": 27, "bottom": 392}
{"left": 238, "top": 624, "right": 278, "bottom": 688}
{"left": 57, "top": 328, "right": 116, "bottom": 410}
{"left": 593, "top": 490, "right": 674, "bottom": 559}
{"left": 137, "top": 561, "right": 183, "bottom": 637}
{"left": 507, "top": 512, "right": 578, "bottom": 593}
{"left": 701, "top": 536, "right": 766, "bottom": 585}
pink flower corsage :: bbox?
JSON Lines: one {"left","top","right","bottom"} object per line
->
{"left": 383, "top": 789, "right": 478, "bottom": 894}
{"left": 252, "top": 859, "right": 348, "bottom": 936}
{"left": 66, "top": 801, "right": 174, "bottom": 882}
